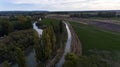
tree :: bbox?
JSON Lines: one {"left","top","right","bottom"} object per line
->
{"left": 78, "top": 56, "right": 92, "bottom": 67}
{"left": 42, "top": 28, "right": 52, "bottom": 60}
{"left": 13, "top": 16, "right": 32, "bottom": 30}
{"left": 33, "top": 22, "right": 57, "bottom": 63}
{"left": 49, "top": 26, "right": 56, "bottom": 55}
{"left": 4, "top": 61, "right": 10, "bottom": 67}
{"left": 78, "top": 55, "right": 109, "bottom": 67}
{"left": 14, "top": 47, "right": 26, "bottom": 67}
{"left": 64, "top": 53, "right": 78, "bottom": 67}
{"left": 0, "top": 20, "right": 13, "bottom": 36}
{"left": 59, "top": 20, "right": 63, "bottom": 33}
{"left": 34, "top": 31, "right": 42, "bottom": 63}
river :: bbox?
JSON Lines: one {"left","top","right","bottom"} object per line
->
{"left": 55, "top": 22, "right": 72, "bottom": 67}
{"left": 12, "top": 20, "right": 71, "bottom": 67}
{"left": 12, "top": 21, "right": 43, "bottom": 67}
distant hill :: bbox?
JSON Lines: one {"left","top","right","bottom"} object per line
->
{"left": 0, "top": 11, "right": 48, "bottom": 16}
{"left": 0, "top": 10, "right": 120, "bottom": 16}
{"left": 50, "top": 10, "right": 120, "bottom": 13}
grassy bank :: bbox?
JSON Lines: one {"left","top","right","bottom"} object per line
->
{"left": 42, "top": 18, "right": 60, "bottom": 26}
{"left": 70, "top": 22, "right": 120, "bottom": 53}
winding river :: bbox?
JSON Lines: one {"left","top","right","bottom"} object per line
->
{"left": 33, "top": 22, "right": 43, "bottom": 36}
{"left": 12, "top": 20, "right": 71, "bottom": 67}
{"left": 12, "top": 21, "right": 43, "bottom": 67}
{"left": 55, "top": 22, "right": 72, "bottom": 67}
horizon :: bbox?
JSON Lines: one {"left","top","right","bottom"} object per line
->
{"left": 0, "top": 10, "right": 120, "bottom": 12}
{"left": 0, "top": 0, "right": 120, "bottom": 11}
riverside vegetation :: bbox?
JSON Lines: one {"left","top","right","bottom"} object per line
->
{"left": 0, "top": 16, "right": 67, "bottom": 67}
{"left": 34, "top": 18, "right": 67, "bottom": 67}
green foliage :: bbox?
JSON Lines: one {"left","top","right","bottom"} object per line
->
{"left": 4, "top": 61, "right": 10, "bottom": 67}
{"left": 34, "top": 25, "right": 57, "bottom": 62}
{"left": 13, "top": 16, "right": 32, "bottom": 30}
{"left": 33, "top": 31, "right": 42, "bottom": 63}
{"left": 0, "top": 19, "right": 13, "bottom": 36}
{"left": 64, "top": 53, "right": 79, "bottom": 67}
{"left": 0, "top": 29, "right": 34, "bottom": 63}
{"left": 64, "top": 53, "right": 109, "bottom": 67}
{"left": 77, "top": 55, "right": 109, "bottom": 67}
{"left": 42, "top": 18, "right": 66, "bottom": 49}
{"left": 48, "top": 26, "right": 56, "bottom": 55}
{"left": 98, "top": 12, "right": 116, "bottom": 18}
{"left": 42, "top": 18, "right": 61, "bottom": 34}
{"left": 44, "top": 32, "right": 52, "bottom": 60}
{"left": 0, "top": 16, "right": 33, "bottom": 37}
{"left": 78, "top": 56, "right": 92, "bottom": 67}
{"left": 59, "top": 20, "right": 63, "bottom": 33}
{"left": 41, "top": 26, "right": 54, "bottom": 60}
{"left": 14, "top": 47, "right": 26, "bottom": 67}
{"left": 34, "top": 31, "right": 39, "bottom": 47}
{"left": 70, "top": 12, "right": 117, "bottom": 18}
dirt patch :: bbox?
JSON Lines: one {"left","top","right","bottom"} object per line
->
{"left": 68, "top": 18, "right": 120, "bottom": 32}
{"left": 48, "top": 16, "right": 120, "bottom": 32}
{"left": 67, "top": 22, "right": 82, "bottom": 56}
{"left": 90, "top": 19, "right": 120, "bottom": 25}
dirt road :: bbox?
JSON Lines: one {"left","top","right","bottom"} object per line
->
{"left": 67, "top": 22, "right": 82, "bottom": 56}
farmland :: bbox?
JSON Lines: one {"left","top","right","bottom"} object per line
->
{"left": 70, "top": 21, "right": 120, "bottom": 67}
{"left": 70, "top": 21, "right": 120, "bottom": 53}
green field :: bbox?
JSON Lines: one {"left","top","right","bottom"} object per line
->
{"left": 70, "top": 22, "right": 120, "bottom": 53}
{"left": 42, "top": 18, "right": 60, "bottom": 26}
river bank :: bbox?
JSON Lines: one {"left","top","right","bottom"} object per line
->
{"left": 67, "top": 22, "right": 82, "bottom": 56}
{"left": 46, "top": 16, "right": 83, "bottom": 56}
{"left": 12, "top": 21, "right": 43, "bottom": 67}
{"left": 39, "top": 20, "right": 68, "bottom": 67}
{"left": 55, "top": 22, "right": 72, "bottom": 67}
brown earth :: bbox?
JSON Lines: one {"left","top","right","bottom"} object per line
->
{"left": 47, "top": 15, "right": 120, "bottom": 32}
{"left": 67, "top": 22, "right": 82, "bottom": 56}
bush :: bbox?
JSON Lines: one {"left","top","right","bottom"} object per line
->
{"left": 64, "top": 53, "right": 78, "bottom": 67}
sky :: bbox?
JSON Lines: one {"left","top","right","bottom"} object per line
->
{"left": 0, "top": 0, "right": 120, "bottom": 11}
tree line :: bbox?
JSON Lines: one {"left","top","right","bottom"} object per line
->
{"left": 64, "top": 52, "right": 109, "bottom": 67}
{"left": 0, "top": 16, "right": 33, "bottom": 37}
{"left": 34, "top": 19, "right": 67, "bottom": 65}
{"left": 70, "top": 12, "right": 119, "bottom": 18}
{"left": 0, "top": 29, "right": 34, "bottom": 67}
{"left": 0, "top": 18, "right": 67, "bottom": 67}
{"left": 0, "top": 15, "right": 35, "bottom": 67}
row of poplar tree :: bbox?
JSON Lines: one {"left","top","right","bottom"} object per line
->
{"left": 3, "top": 20, "right": 64, "bottom": 67}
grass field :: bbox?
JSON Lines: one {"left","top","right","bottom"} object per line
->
{"left": 70, "top": 22, "right": 120, "bottom": 54}
{"left": 42, "top": 18, "right": 60, "bottom": 26}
